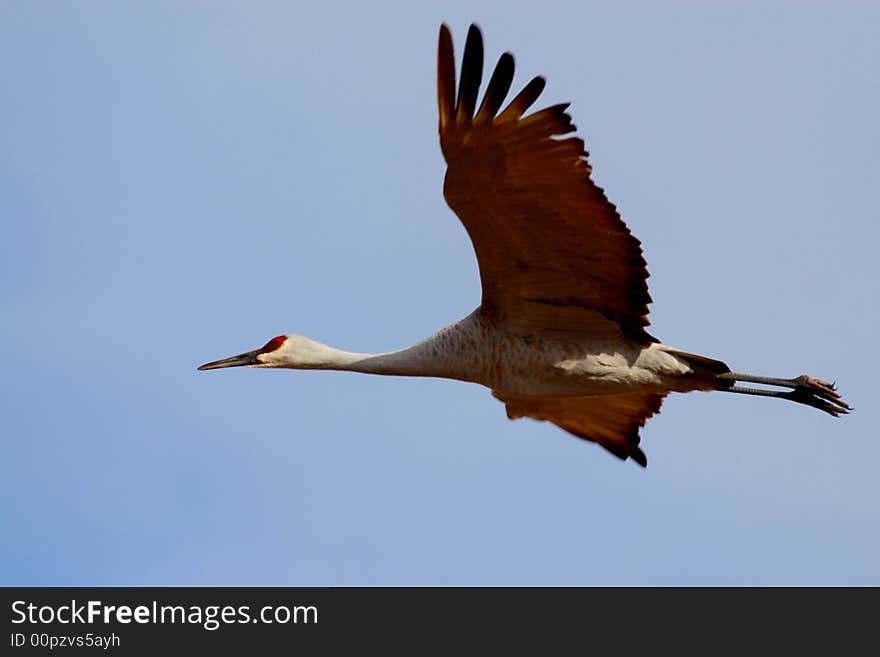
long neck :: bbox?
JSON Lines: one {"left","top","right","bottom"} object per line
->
{"left": 287, "top": 312, "right": 486, "bottom": 382}
{"left": 293, "top": 340, "right": 467, "bottom": 380}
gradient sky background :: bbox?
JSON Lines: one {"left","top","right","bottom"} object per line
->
{"left": 2, "top": 2, "right": 878, "bottom": 585}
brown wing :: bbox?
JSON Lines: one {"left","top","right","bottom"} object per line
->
{"left": 438, "top": 24, "right": 654, "bottom": 342}
{"left": 494, "top": 391, "right": 667, "bottom": 467}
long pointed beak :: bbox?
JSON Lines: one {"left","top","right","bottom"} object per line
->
{"left": 198, "top": 349, "right": 261, "bottom": 371}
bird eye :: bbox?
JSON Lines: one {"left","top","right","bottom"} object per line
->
{"left": 259, "top": 335, "right": 288, "bottom": 354}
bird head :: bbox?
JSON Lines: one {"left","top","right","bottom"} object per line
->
{"left": 198, "top": 334, "right": 340, "bottom": 371}
{"left": 198, "top": 334, "right": 289, "bottom": 371}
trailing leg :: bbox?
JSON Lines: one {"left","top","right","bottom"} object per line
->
{"left": 716, "top": 372, "right": 851, "bottom": 417}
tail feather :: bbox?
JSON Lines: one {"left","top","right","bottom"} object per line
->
{"left": 662, "top": 347, "right": 730, "bottom": 376}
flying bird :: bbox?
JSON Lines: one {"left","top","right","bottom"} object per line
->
{"left": 199, "top": 24, "right": 850, "bottom": 467}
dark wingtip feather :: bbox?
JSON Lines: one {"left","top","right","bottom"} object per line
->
{"left": 630, "top": 448, "right": 648, "bottom": 468}
{"left": 437, "top": 24, "right": 456, "bottom": 131}
{"left": 498, "top": 75, "right": 546, "bottom": 122}
{"left": 475, "top": 52, "right": 515, "bottom": 124}
{"left": 456, "top": 24, "right": 484, "bottom": 125}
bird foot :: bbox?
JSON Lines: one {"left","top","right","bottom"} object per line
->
{"left": 790, "top": 375, "right": 852, "bottom": 416}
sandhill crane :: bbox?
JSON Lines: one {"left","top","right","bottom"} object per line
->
{"left": 199, "top": 24, "right": 850, "bottom": 467}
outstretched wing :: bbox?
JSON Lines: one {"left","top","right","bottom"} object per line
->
{"left": 494, "top": 391, "right": 667, "bottom": 467}
{"left": 438, "top": 24, "right": 654, "bottom": 342}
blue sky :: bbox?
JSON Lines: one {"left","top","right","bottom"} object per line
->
{"left": 2, "top": 1, "right": 878, "bottom": 585}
